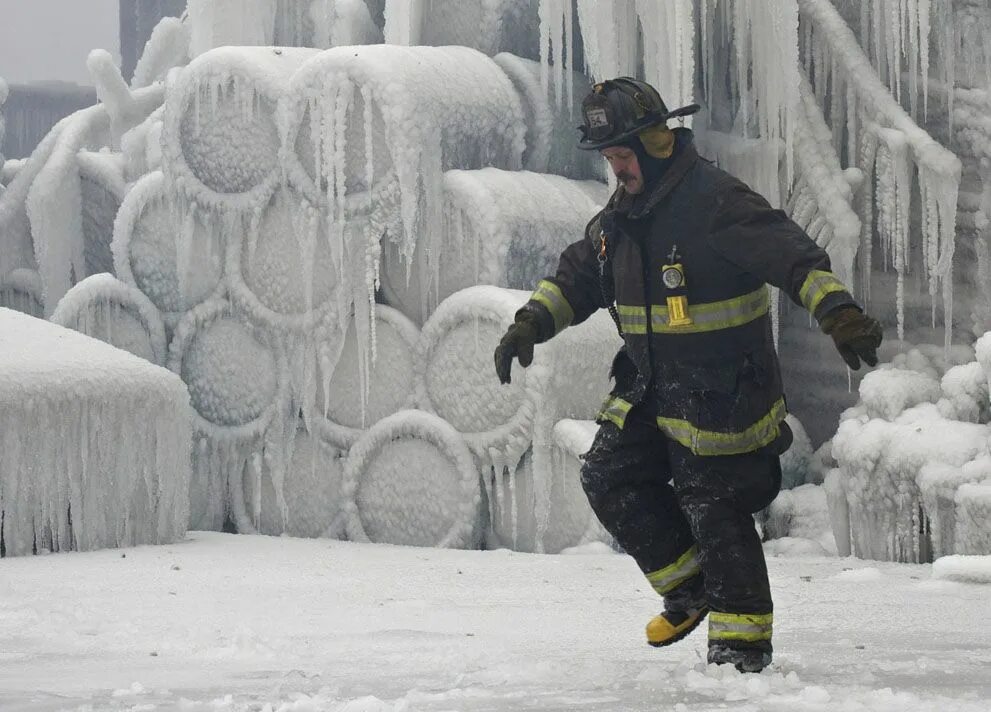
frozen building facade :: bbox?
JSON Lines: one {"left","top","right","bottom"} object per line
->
{"left": 0, "top": 0, "right": 990, "bottom": 564}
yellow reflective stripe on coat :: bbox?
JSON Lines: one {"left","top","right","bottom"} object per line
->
{"left": 616, "top": 287, "right": 769, "bottom": 335}
{"left": 656, "top": 398, "right": 787, "bottom": 456}
{"left": 799, "top": 270, "right": 848, "bottom": 313}
{"left": 530, "top": 280, "right": 574, "bottom": 335}
{"left": 708, "top": 612, "right": 773, "bottom": 642}
{"left": 598, "top": 396, "right": 633, "bottom": 428}
{"left": 645, "top": 546, "right": 701, "bottom": 595}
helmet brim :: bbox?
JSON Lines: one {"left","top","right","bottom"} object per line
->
{"left": 577, "top": 104, "right": 701, "bottom": 151}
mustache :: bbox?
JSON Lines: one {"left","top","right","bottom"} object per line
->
{"left": 616, "top": 172, "right": 637, "bottom": 183}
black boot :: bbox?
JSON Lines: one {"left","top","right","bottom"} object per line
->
{"left": 707, "top": 644, "right": 772, "bottom": 673}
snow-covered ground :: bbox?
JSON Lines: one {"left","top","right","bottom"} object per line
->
{"left": 1, "top": 533, "right": 989, "bottom": 711}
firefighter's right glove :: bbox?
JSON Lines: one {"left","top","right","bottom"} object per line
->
{"left": 820, "top": 307, "right": 883, "bottom": 371}
{"left": 494, "top": 313, "right": 540, "bottom": 385}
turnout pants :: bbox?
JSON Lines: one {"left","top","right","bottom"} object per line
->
{"left": 580, "top": 412, "right": 782, "bottom": 652}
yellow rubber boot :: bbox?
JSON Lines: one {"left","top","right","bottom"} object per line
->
{"left": 646, "top": 607, "right": 709, "bottom": 648}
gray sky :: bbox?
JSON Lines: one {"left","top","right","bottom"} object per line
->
{"left": 0, "top": 0, "right": 120, "bottom": 85}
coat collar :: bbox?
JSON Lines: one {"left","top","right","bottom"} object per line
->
{"left": 609, "top": 130, "right": 700, "bottom": 220}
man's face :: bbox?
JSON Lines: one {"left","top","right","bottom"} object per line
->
{"left": 601, "top": 146, "right": 643, "bottom": 194}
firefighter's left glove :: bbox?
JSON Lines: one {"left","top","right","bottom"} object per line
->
{"left": 821, "top": 307, "right": 883, "bottom": 370}
{"left": 494, "top": 313, "right": 540, "bottom": 385}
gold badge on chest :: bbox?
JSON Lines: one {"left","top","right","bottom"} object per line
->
{"left": 662, "top": 246, "right": 693, "bottom": 327}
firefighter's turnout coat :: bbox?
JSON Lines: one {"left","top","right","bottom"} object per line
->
{"left": 522, "top": 131, "right": 857, "bottom": 456}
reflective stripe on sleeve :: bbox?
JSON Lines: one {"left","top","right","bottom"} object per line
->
{"left": 530, "top": 280, "right": 575, "bottom": 336}
{"left": 645, "top": 546, "right": 701, "bottom": 595}
{"left": 708, "top": 612, "right": 773, "bottom": 642}
{"left": 799, "top": 270, "right": 849, "bottom": 314}
{"left": 597, "top": 396, "right": 633, "bottom": 429}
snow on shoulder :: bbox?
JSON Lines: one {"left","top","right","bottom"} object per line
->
{"left": 0, "top": 308, "right": 192, "bottom": 556}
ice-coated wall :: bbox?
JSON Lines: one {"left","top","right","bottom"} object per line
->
{"left": 5, "top": 0, "right": 989, "bottom": 561}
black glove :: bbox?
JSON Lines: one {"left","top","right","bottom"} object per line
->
{"left": 820, "top": 307, "right": 883, "bottom": 370}
{"left": 494, "top": 313, "right": 540, "bottom": 385}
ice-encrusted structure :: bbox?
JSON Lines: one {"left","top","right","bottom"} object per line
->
{"left": 0, "top": 308, "right": 191, "bottom": 556}
{"left": 5, "top": 0, "right": 990, "bottom": 559}
{"left": 827, "top": 337, "right": 991, "bottom": 561}
{"left": 0, "top": 77, "right": 7, "bottom": 177}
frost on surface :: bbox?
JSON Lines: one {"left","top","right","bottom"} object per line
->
{"left": 0, "top": 308, "right": 191, "bottom": 556}
{"left": 380, "top": 168, "right": 607, "bottom": 325}
{"left": 50, "top": 274, "right": 167, "bottom": 366}
{"left": 343, "top": 410, "right": 481, "bottom": 549}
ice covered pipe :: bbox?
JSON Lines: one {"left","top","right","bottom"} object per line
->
{"left": 385, "top": 0, "right": 540, "bottom": 60}
{"left": 78, "top": 151, "right": 127, "bottom": 277}
{"left": 414, "top": 286, "right": 621, "bottom": 474}
{"left": 303, "top": 304, "right": 420, "bottom": 449}
{"left": 113, "top": 171, "right": 223, "bottom": 324}
{"left": 380, "top": 168, "right": 608, "bottom": 325}
{"left": 168, "top": 297, "right": 289, "bottom": 530}
{"left": 237, "top": 428, "right": 347, "bottom": 538}
{"left": 226, "top": 186, "right": 341, "bottom": 329}
{"left": 0, "top": 308, "right": 191, "bottom": 556}
{"left": 50, "top": 274, "right": 168, "bottom": 366}
{"left": 342, "top": 409, "right": 483, "bottom": 549}
{"left": 799, "top": 0, "right": 961, "bottom": 348}
{"left": 0, "top": 82, "right": 165, "bottom": 315}
{"left": 280, "top": 44, "right": 525, "bottom": 248}
{"left": 0, "top": 268, "right": 43, "bottom": 318}
{"left": 493, "top": 53, "right": 602, "bottom": 180}
{"left": 162, "top": 46, "right": 320, "bottom": 211}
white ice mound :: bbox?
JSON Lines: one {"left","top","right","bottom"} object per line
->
{"left": 343, "top": 409, "right": 482, "bottom": 548}
{"left": 0, "top": 308, "right": 191, "bottom": 556}
{"left": 112, "top": 171, "right": 223, "bottom": 320}
{"left": 306, "top": 304, "right": 420, "bottom": 448}
{"left": 163, "top": 46, "right": 321, "bottom": 209}
{"left": 50, "top": 273, "right": 167, "bottom": 366}
{"left": 414, "top": 286, "right": 621, "bottom": 473}
{"left": 380, "top": 168, "right": 608, "bottom": 325}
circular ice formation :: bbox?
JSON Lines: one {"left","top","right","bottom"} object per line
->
{"left": 228, "top": 187, "right": 339, "bottom": 328}
{"left": 415, "top": 287, "right": 543, "bottom": 453}
{"left": 238, "top": 429, "right": 347, "bottom": 538}
{"left": 169, "top": 299, "right": 284, "bottom": 433}
{"left": 162, "top": 47, "right": 320, "bottom": 209}
{"left": 343, "top": 410, "right": 481, "bottom": 548}
{"left": 50, "top": 274, "right": 167, "bottom": 365}
{"left": 308, "top": 305, "right": 420, "bottom": 447}
{"left": 113, "top": 172, "right": 223, "bottom": 318}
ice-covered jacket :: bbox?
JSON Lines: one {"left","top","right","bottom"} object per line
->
{"left": 520, "top": 130, "right": 858, "bottom": 456}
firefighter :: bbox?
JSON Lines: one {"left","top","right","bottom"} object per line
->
{"left": 493, "top": 78, "right": 883, "bottom": 673}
